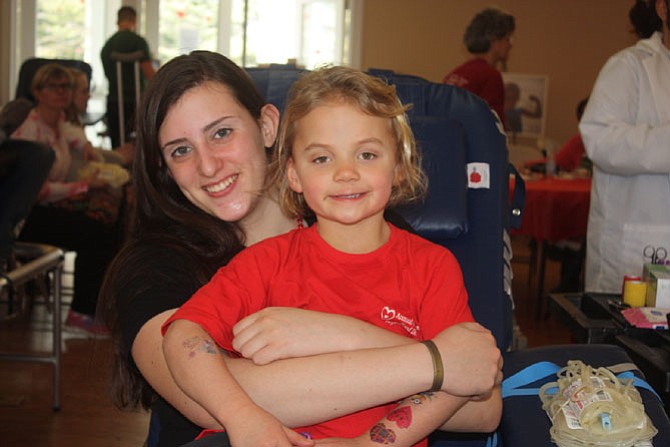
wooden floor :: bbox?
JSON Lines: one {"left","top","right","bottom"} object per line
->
{"left": 0, "top": 235, "right": 572, "bottom": 446}
{"left": 509, "top": 235, "right": 575, "bottom": 348}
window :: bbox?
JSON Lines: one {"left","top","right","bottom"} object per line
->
{"left": 10, "top": 0, "right": 360, "bottom": 101}
{"left": 157, "top": 0, "right": 221, "bottom": 63}
{"left": 34, "top": 0, "right": 109, "bottom": 94}
{"left": 36, "top": 0, "right": 87, "bottom": 60}
{"left": 156, "top": 0, "right": 356, "bottom": 69}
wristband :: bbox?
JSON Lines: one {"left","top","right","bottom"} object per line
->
{"left": 421, "top": 340, "right": 444, "bottom": 392}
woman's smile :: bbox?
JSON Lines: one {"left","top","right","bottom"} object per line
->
{"left": 204, "top": 173, "right": 239, "bottom": 195}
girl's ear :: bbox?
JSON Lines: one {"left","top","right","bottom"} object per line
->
{"left": 393, "top": 156, "right": 406, "bottom": 186}
{"left": 286, "top": 158, "right": 303, "bottom": 193}
{"left": 259, "top": 104, "right": 280, "bottom": 148}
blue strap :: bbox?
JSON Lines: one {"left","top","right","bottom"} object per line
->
{"left": 617, "top": 371, "right": 662, "bottom": 401}
{"left": 502, "top": 361, "right": 560, "bottom": 398}
{"left": 484, "top": 432, "right": 498, "bottom": 447}
{"left": 502, "top": 362, "right": 661, "bottom": 402}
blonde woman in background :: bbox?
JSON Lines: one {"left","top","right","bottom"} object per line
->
{"left": 65, "top": 68, "right": 134, "bottom": 178}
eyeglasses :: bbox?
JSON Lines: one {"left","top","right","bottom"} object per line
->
{"left": 42, "top": 82, "right": 74, "bottom": 92}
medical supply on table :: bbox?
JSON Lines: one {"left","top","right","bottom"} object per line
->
{"left": 539, "top": 360, "right": 657, "bottom": 447}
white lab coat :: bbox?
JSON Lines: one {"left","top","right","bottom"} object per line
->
{"left": 580, "top": 32, "right": 670, "bottom": 293}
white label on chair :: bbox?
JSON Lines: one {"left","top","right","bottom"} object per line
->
{"left": 467, "top": 163, "right": 490, "bottom": 189}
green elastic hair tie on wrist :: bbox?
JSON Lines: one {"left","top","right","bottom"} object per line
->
{"left": 421, "top": 340, "right": 444, "bottom": 392}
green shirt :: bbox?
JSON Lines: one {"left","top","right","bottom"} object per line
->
{"left": 100, "top": 30, "right": 152, "bottom": 101}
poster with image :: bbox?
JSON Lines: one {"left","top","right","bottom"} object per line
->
{"left": 502, "top": 73, "right": 548, "bottom": 139}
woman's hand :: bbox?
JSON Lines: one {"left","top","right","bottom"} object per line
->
{"left": 232, "top": 307, "right": 411, "bottom": 365}
{"left": 115, "top": 142, "right": 135, "bottom": 165}
{"left": 82, "top": 168, "right": 107, "bottom": 189}
{"left": 83, "top": 142, "right": 99, "bottom": 162}
{"left": 226, "top": 405, "right": 314, "bottom": 447}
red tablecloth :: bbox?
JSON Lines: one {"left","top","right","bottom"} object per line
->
{"left": 510, "top": 176, "right": 591, "bottom": 241}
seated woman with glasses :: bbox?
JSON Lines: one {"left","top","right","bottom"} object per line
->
{"left": 10, "top": 63, "right": 124, "bottom": 336}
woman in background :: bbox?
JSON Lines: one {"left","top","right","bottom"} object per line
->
{"left": 65, "top": 68, "right": 135, "bottom": 172}
{"left": 11, "top": 63, "right": 121, "bottom": 335}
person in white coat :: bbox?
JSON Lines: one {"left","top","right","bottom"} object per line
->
{"left": 580, "top": 0, "right": 670, "bottom": 294}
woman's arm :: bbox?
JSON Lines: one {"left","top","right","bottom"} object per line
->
{"left": 316, "top": 389, "right": 501, "bottom": 447}
{"left": 136, "top": 309, "right": 431, "bottom": 428}
{"left": 438, "top": 387, "right": 501, "bottom": 433}
{"left": 162, "top": 318, "right": 312, "bottom": 447}
{"left": 135, "top": 310, "right": 500, "bottom": 430}
{"left": 319, "top": 392, "right": 468, "bottom": 447}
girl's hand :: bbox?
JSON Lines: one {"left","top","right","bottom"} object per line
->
{"left": 232, "top": 308, "right": 360, "bottom": 365}
{"left": 83, "top": 142, "right": 98, "bottom": 162}
{"left": 232, "top": 307, "right": 409, "bottom": 365}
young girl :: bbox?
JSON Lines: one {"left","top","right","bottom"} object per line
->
{"left": 162, "top": 66, "right": 501, "bottom": 447}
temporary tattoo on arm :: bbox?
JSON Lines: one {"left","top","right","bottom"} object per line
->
{"left": 371, "top": 392, "right": 440, "bottom": 443}
{"left": 182, "top": 336, "right": 218, "bottom": 358}
{"left": 404, "top": 391, "right": 435, "bottom": 406}
{"left": 370, "top": 422, "right": 397, "bottom": 444}
{"left": 387, "top": 406, "right": 413, "bottom": 428}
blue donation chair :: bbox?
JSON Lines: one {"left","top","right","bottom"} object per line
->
{"left": 244, "top": 65, "right": 670, "bottom": 446}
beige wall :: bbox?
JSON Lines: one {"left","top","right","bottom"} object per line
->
{"left": 0, "top": 1, "right": 11, "bottom": 106}
{"left": 1, "top": 0, "right": 639, "bottom": 144}
{"left": 360, "top": 0, "right": 637, "bottom": 145}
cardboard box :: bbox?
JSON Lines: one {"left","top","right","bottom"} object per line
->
{"left": 643, "top": 263, "right": 670, "bottom": 307}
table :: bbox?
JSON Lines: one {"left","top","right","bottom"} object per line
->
{"left": 550, "top": 292, "right": 670, "bottom": 412}
{"left": 511, "top": 175, "right": 591, "bottom": 241}
{"left": 510, "top": 175, "right": 591, "bottom": 318}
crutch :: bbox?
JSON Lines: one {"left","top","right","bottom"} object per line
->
{"left": 110, "top": 51, "right": 143, "bottom": 145}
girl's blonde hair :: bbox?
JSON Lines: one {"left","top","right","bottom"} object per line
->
{"left": 271, "top": 65, "right": 427, "bottom": 218}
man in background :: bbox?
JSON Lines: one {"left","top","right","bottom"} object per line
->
{"left": 443, "top": 8, "right": 515, "bottom": 127}
{"left": 101, "top": 6, "right": 156, "bottom": 148}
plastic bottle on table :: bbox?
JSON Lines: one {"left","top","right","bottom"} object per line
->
{"left": 544, "top": 139, "right": 557, "bottom": 177}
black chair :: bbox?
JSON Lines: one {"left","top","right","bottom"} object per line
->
{"left": 14, "top": 57, "right": 93, "bottom": 103}
{"left": 0, "top": 89, "right": 56, "bottom": 269}
{"left": 14, "top": 57, "right": 104, "bottom": 127}
{"left": 0, "top": 136, "right": 65, "bottom": 411}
